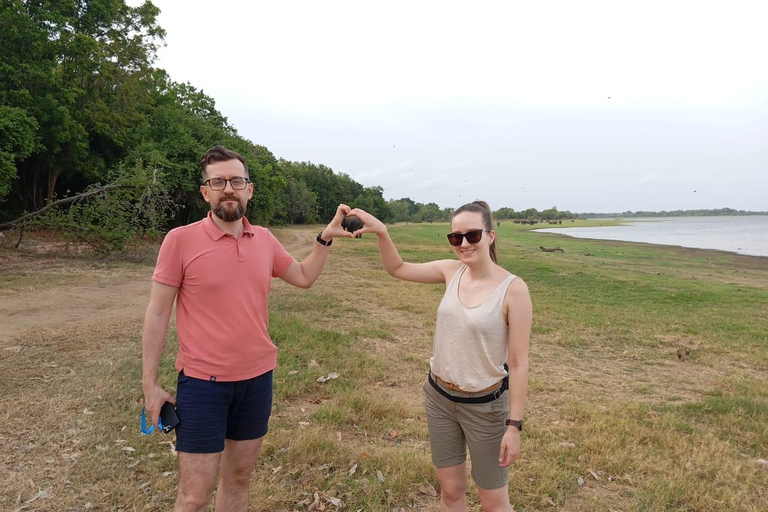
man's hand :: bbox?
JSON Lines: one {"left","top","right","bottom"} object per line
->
{"left": 320, "top": 204, "right": 355, "bottom": 241}
{"left": 499, "top": 427, "right": 521, "bottom": 468}
{"left": 143, "top": 382, "right": 176, "bottom": 429}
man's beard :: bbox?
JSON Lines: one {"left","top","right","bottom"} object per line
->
{"left": 212, "top": 196, "right": 246, "bottom": 222}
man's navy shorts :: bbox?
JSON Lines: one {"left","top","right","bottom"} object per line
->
{"left": 175, "top": 370, "right": 273, "bottom": 454}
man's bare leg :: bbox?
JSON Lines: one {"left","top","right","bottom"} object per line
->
{"left": 214, "top": 437, "right": 264, "bottom": 512}
{"left": 174, "top": 452, "right": 220, "bottom": 512}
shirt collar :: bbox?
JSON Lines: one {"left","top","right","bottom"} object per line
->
{"left": 202, "top": 211, "right": 256, "bottom": 241}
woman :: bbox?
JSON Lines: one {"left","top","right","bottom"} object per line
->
{"left": 348, "top": 201, "right": 532, "bottom": 512}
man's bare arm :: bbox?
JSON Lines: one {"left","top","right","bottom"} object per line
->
{"left": 141, "top": 281, "right": 179, "bottom": 428}
{"left": 279, "top": 204, "right": 353, "bottom": 288}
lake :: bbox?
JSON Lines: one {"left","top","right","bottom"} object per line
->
{"left": 534, "top": 216, "right": 768, "bottom": 257}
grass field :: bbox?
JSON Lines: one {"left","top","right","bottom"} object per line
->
{"left": 1, "top": 220, "right": 766, "bottom": 511}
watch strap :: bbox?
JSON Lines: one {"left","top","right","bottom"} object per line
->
{"left": 316, "top": 233, "right": 333, "bottom": 246}
{"left": 505, "top": 419, "right": 523, "bottom": 431}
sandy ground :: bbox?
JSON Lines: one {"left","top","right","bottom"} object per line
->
{"left": 0, "top": 273, "right": 151, "bottom": 346}
{"left": 0, "top": 228, "right": 316, "bottom": 347}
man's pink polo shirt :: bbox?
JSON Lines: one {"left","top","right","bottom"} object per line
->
{"left": 153, "top": 212, "right": 294, "bottom": 381}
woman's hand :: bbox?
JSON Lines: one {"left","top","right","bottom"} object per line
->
{"left": 499, "top": 428, "right": 521, "bottom": 468}
{"left": 321, "top": 204, "right": 355, "bottom": 240}
{"left": 347, "top": 208, "right": 387, "bottom": 236}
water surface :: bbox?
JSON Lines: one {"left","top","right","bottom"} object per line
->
{"left": 534, "top": 216, "right": 768, "bottom": 257}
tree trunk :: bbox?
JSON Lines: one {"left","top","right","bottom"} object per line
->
{"left": 33, "top": 166, "right": 44, "bottom": 211}
{"left": 47, "top": 168, "right": 60, "bottom": 205}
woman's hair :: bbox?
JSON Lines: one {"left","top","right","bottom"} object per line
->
{"left": 452, "top": 200, "right": 497, "bottom": 263}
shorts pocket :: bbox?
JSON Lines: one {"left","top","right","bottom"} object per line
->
{"left": 489, "top": 392, "right": 509, "bottom": 420}
{"left": 178, "top": 370, "right": 192, "bottom": 385}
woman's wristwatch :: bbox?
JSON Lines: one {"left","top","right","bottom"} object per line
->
{"left": 505, "top": 419, "right": 523, "bottom": 431}
{"left": 316, "top": 233, "right": 332, "bottom": 246}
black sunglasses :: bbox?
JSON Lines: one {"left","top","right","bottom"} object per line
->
{"left": 447, "top": 229, "right": 489, "bottom": 247}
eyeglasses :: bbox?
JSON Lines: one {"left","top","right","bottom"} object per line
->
{"left": 447, "top": 229, "right": 490, "bottom": 247}
{"left": 203, "top": 177, "right": 250, "bottom": 191}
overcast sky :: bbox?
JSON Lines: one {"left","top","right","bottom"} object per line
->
{"left": 135, "top": 0, "right": 767, "bottom": 213}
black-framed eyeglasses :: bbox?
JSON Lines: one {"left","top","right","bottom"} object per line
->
{"left": 203, "top": 177, "right": 250, "bottom": 191}
{"left": 447, "top": 229, "right": 490, "bottom": 247}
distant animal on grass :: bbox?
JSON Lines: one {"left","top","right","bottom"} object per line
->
{"left": 539, "top": 246, "right": 564, "bottom": 253}
{"left": 676, "top": 347, "right": 690, "bottom": 361}
{"left": 341, "top": 214, "right": 364, "bottom": 238}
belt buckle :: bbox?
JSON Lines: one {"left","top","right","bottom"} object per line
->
{"left": 492, "top": 389, "right": 502, "bottom": 400}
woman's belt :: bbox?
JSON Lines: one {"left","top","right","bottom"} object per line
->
{"left": 428, "top": 370, "right": 508, "bottom": 404}
{"left": 433, "top": 374, "right": 501, "bottom": 394}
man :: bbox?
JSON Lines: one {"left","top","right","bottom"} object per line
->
{"left": 142, "top": 146, "right": 351, "bottom": 512}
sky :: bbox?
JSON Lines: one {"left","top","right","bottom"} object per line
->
{"left": 133, "top": 0, "right": 768, "bottom": 213}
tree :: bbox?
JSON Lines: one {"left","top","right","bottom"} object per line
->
{"left": 2, "top": 161, "right": 174, "bottom": 254}
{"left": 353, "top": 186, "right": 393, "bottom": 222}
{"left": 494, "top": 207, "right": 516, "bottom": 220}
{"left": 1, "top": 0, "right": 164, "bottom": 215}
{"left": 417, "top": 202, "right": 443, "bottom": 222}
{"left": 0, "top": 106, "right": 38, "bottom": 201}
{"left": 540, "top": 206, "right": 559, "bottom": 220}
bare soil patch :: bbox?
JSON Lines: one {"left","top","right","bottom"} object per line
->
{"left": 2, "top": 226, "right": 766, "bottom": 511}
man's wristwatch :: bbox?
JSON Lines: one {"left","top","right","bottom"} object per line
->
{"left": 316, "top": 233, "right": 333, "bottom": 246}
{"left": 505, "top": 419, "right": 523, "bottom": 431}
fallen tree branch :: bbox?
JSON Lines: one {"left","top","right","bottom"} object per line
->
{"left": 0, "top": 182, "right": 130, "bottom": 231}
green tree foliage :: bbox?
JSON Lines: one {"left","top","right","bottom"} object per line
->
{"left": 0, "top": 0, "right": 166, "bottom": 213}
{"left": 0, "top": 106, "right": 39, "bottom": 198}
{"left": 416, "top": 202, "right": 443, "bottom": 222}
{"left": 494, "top": 207, "right": 516, "bottom": 219}
{"left": 28, "top": 161, "right": 175, "bottom": 254}
{"left": 353, "top": 186, "right": 393, "bottom": 222}
{"left": 1, "top": 1, "right": 586, "bottom": 253}
{"left": 388, "top": 197, "right": 419, "bottom": 222}
{"left": 580, "top": 208, "right": 768, "bottom": 218}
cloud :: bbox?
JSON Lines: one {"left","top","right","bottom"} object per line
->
{"left": 637, "top": 173, "right": 662, "bottom": 184}
{"left": 352, "top": 160, "right": 416, "bottom": 183}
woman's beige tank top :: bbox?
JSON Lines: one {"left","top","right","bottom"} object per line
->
{"left": 429, "top": 264, "right": 517, "bottom": 392}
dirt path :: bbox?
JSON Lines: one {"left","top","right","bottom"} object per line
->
{"left": 0, "top": 268, "right": 151, "bottom": 346}
{"left": 0, "top": 227, "right": 317, "bottom": 346}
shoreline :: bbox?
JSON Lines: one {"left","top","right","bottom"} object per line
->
{"left": 532, "top": 216, "right": 768, "bottom": 258}
{"left": 536, "top": 230, "right": 768, "bottom": 261}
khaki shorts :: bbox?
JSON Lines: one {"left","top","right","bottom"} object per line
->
{"left": 423, "top": 378, "right": 509, "bottom": 490}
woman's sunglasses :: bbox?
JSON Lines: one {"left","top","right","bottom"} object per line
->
{"left": 447, "top": 229, "right": 489, "bottom": 247}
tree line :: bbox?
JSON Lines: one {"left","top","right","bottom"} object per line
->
{"left": 0, "top": 1, "right": 575, "bottom": 253}
{"left": 580, "top": 208, "right": 767, "bottom": 218}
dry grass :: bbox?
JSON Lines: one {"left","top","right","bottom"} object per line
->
{"left": 1, "top": 222, "right": 767, "bottom": 511}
